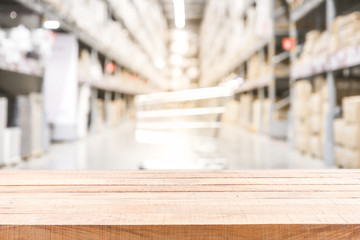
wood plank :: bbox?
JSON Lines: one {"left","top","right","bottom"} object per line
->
{"left": 1, "top": 170, "right": 360, "bottom": 239}
{"left": 1, "top": 225, "right": 360, "bottom": 240}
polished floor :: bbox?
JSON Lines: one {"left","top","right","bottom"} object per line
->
{"left": 6, "top": 122, "right": 328, "bottom": 170}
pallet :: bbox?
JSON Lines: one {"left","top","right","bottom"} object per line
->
{"left": 0, "top": 170, "right": 360, "bottom": 239}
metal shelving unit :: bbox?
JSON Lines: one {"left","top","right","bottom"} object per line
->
{"left": 224, "top": 0, "right": 290, "bottom": 138}
{"left": 14, "top": 0, "right": 164, "bottom": 91}
{"left": 289, "top": 0, "right": 342, "bottom": 167}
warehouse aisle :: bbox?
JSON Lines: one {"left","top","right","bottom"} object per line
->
{"left": 5, "top": 123, "right": 327, "bottom": 170}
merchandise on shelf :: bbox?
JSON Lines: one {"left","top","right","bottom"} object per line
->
{"left": 41, "top": 0, "right": 167, "bottom": 88}
{"left": 287, "top": 0, "right": 307, "bottom": 11}
{"left": 12, "top": 93, "right": 44, "bottom": 158}
{"left": 108, "top": 99, "right": 126, "bottom": 127}
{"left": 199, "top": 0, "right": 273, "bottom": 86}
{"left": 3, "top": 127, "right": 21, "bottom": 165}
{"left": 0, "top": 25, "right": 54, "bottom": 76}
{"left": 222, "top": 100, "right": 240, "bottom": 124}
{"left": 293, "top": 77, "right": 328, "bottom": 158}
{"left": 90, "top": 99, "right": 106, "bottom": 133}
{"left": 295, "top": 11, "right": 360, "bottom": 68}
{"left": 239, "top": 94, "right": 254, "bottom": 130}
{"left": 335, "top": 96, "right": 360, "bottom": 168}
{"left": 330, "top": 12, "right": 360, "bottom": 53}
{"left": 246, "top": 54, "right": 272, "bottom": 80}
{"left": 78, "top": 49, "right": 154, "bottom": 94}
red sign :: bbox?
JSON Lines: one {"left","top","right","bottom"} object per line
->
{"left": 105, "top": 62, "right": 116, "bottom": 74}
{"left": 282, "top": 37, "right": 296, "bottom": 51}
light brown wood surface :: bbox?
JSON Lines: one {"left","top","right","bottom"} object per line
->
{"left": 0, "top": 170, "right": 360, "bottom": 239}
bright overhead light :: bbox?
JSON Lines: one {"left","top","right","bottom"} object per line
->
{"left": 43, "top": 20, "right": 60, "bottom": 30}
{"left": 10, "top": 11, "right": 17, "bottom": 19}
{"left": 173, "top": 0, "right": 185, "bottom": 29}
{"left": 154, "top": 59, "right": 165, "bottom": 69}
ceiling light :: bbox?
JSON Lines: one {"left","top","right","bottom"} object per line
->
{"left": 43, "top": 20, "right": 60, "bottom": 30}
{"left": 10, "top": 11, "right": 17, "bottom": 19}
{"left": 173, "top": 0, "right": 185, "bottom": 29}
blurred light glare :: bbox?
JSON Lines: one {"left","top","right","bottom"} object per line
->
{"left": 170, "top": 54, "right": 183, "bottom": 66}
{"left": 173, "top": 0, "right": 186, "bottom": 29}
{"left": 10, "top": 11, "right": 17, "bottom": 19}
{"left": 43, "top": 20, "right": 60, "bottom": 30}
{"left": 154, "top": 59, "right": 165, "bottom": 69}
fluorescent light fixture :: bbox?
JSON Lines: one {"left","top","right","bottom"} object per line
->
{"left": 43, "top": 20, "right": 60, "bottom": 30}
{"left": 173, "top": 0, "right": 185, "bottom": 29}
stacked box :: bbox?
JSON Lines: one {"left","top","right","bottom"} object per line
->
{"left": 294, "top": 77, "right": 328, "bottom": 158}
{"left": 330, "top": 12, "right": 360, "bottom": 53}
{"left": 239, "top": 94, "right": 253, "bottom": 130}
{"left": 293, "top": 80, "right": 311, "bottom": 154}
{"left": 251, "top": 99, "right": 261, "bottom": 132}
{"left": 108, "top": 99, "right": 126, "bottom": 127}
{"left": 91, "top": 99, "right": 106, "bottom": 133}
{"left": 335, "top": 96, "right": 360, "bottom": 168}
{"left": 3, "top": 127, "right": 21, "bottom": 165}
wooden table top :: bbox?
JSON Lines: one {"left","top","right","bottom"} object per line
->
{"left": 1, "top": 170, "right": 360, "bottom": 239}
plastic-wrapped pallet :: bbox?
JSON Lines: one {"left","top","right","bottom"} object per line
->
{"left": 3, "top": 127, "right": 21, "bottom": 165}
{"left": 335, "top": 96, "right": 360, "bottom": 168}
{"left": 0, "top": 97, "right": 7, "bottom": 165}
{"left": 16, "top": 93, "right": 44, "bottom": 158}
{"left": 222, "top": 100, "right": 240, "bottom": 125}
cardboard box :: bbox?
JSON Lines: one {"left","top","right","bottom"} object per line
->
{"left": 295, "top": 134, "right": 309, "bottom": 153}
{"left": 294, "top": 80, "right": 312, "bottom": 100}
{"left": 251, "top": 99, "right": 261, "bottom": 131}
{"left": 294, "top": 101, "right": 308, "bottom": 119}
{"left": 222, "top": 100, "right": 240, "bottom": 125}
{"left": 343, "top": 96, "right": 360, "bottom": 124}
{"left": 308, "top": 93, "right": 321, "bottom": 114}
{"left": 335, "top": 146, "right": 346, "bottom": 168}
{"left": 309, "top": 135, "right": 322, "bottom": 158}
{"left": 344, "top": 124, "right": 360, "bottom": 149}
{"left": 334, "top": 118, "right": 345, "bottom": 146}
{"left": 309, "top": 115, "right": 321, "bottom": 134}
{"left": 294, "top": 119, "right": 308, "bottom": 135}
{"left": 344, "top": 148, "right": 360, "bottom": 169}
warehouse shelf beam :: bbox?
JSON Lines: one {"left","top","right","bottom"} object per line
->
{"left": 0, "top": 68, "right": 42, "bottom": 96}
{"left": 234, "top": 75, "right": 273, "bottom": 94}
{"left": 79, "top": 78, "right": 152, "bottom": 96}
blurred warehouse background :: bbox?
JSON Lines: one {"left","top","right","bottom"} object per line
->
{"left": 0, "top": 0, "right": 359, "bottom": 170}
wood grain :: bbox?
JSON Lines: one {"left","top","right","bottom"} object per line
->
{"left": 0, "top": 170, "right": 360, "bottom": 239}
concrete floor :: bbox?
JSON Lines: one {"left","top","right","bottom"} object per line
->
{"left": 6, "top": 122, "right": 328, "bottom": 170}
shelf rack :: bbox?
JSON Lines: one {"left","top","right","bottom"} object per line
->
{"left": 289, "top": 0, "right": 339, "bottom": 167}
{"left": 214, "top": 0, "right": 290, "bottom": 138}
{"left": 14, "top": 0, "right": 165, "bottom": 91}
